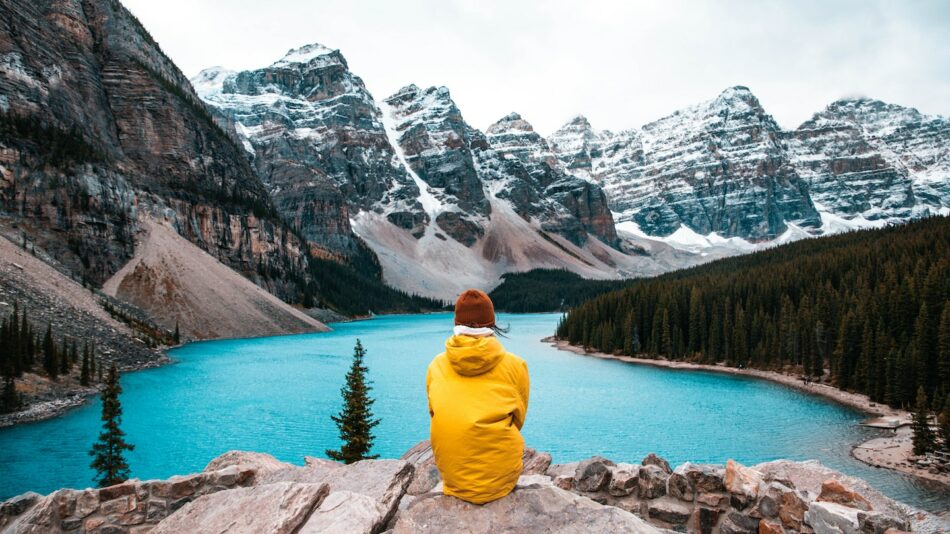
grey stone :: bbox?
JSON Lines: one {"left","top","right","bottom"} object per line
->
{"left": 642, "top": 453, "right": 672, "bottom": 474}
{"left": 638, "top": 464, "right": 668, "bottom": 499}
{"left": 607, "top": 463, "right": 640, "bottom": 497}
{"left": 393, "top": 484, "right": 663, "bottom": 533}
{"left": 573, "top": 456, "right": 615, "bottom": 492}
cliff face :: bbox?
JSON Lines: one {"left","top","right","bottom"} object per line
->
{"left": 0, "top": 0, "right": 309, "bottom": 300}
{"left": 193, "top": 45, "right": 421, "bottom": 255}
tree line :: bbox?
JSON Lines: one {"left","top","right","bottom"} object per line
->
{"left": 0, "top": 303, "right": 106, "bottom": 413}
{"left": 556, "top": 216, "right": 950, "bottom": 412}
{"left": 489, "top": 269, "right": 632, "bottom": 312}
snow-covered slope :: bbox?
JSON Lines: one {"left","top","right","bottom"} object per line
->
{"left": 549, "top": 87, "right": 950, "bottom": 250}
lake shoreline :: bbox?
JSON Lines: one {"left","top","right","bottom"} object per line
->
{"left": 544, "top": 337, "right": 950, "bottom": 488}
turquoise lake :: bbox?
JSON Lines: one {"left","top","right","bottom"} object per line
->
{"left": 0, "top": 313, "right": 948, "bottom": 510}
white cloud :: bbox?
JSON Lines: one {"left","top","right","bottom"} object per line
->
{"left": 123, "top": 0, "right": 950, "bottom": 134}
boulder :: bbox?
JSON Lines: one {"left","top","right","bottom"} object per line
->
{"left": 817, "top": 479, "right": 873, "bottom": 512}
{"left": 522, "top": 447, "right": 553, "bottom": 475}
{"left": 759, "top": 519, "right": 785, "bottom": 534}
{"left": 641, "top": 453, "right": 672, "bottom": 474}
{"left": 683, "top": 463, "right": 726, "bottom": 494}
{"left": 668, "top": 467, "right": 694, "bottom": 502}
{"left": 690, "top": 507, "right": 721, "bottom": 534}
{"left": 151, "top": 482, "right": 330, "bottom": 534}
{"left": 647, "top": 499, "right": 691, "bottom": 526}
{"left": 546, "top": 462, "right": 578, "bottom": 490}
{"left": 298, "top": 490, "right": 387, "bottom": 534}
{"left": 573, "top": 456, "right": 615, "bottom": 492}
{"left": 203, "top": 451, "right": 293, "bottom": 484}
{"left": 777, "top": 488, "right": 809, "bottom": 531}
{"left": 751, "top": 482, "right": 792, "bottom": 519}
{"left": 857, "top": 511, "right": 910, "bottom": 534}
{"left": 393, "top": 483, "right": 663, "bottom": 533}
{"left": 637, "top": 464, "right": 668, "bottom": 499}
{"left": 401, "top": 440, "right": 440, "bottom": 495}
{"left": 804, "top": 501, "right": 862, "bottom": 534}
{"left": 720, "top": 511, "right": 761, "bottom": 534}
{"left": 0, "top": 492, "right": 41, "bottom": 517}
{"left": 607, "top": 463, "right": 640, "bottom": 497}
{"left": 725, "top": 459, "right": 764, "bottom": 499}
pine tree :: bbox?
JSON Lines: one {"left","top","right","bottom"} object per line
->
{"left": 80, "top": 343, "right": 90, "bottom": 386}
{"left": 173, "top": 321, "right": 180, "bottom": 344}
{"left": 326, "top": 340, "right": 380, "bottom": 464}
{"left": 89, "top": 363, "right": 134, "bottom": 487}
{"left": 1, "top": 377, "right": 19, "bottom": 413}
{"left": 660, "top": 309, "right": 672, "bottom": 357}
{"left": 940, "top": 394, "right": 950, "bottom": 453}
{"left": 59, "top": 337, "right": 69, "bottom": 375}
{"left": 43, "top": 323, "right": 57, "bottom": 379}
{"left": 912, "top": 386, "right": 935, "bottom": 456}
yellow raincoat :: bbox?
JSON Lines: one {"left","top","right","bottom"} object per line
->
{"left": 426, "top": 335, "right": 530, "bottom": 504}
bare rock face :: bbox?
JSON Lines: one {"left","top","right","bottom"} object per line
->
{"left": 1, "top": 0, "right": 310, "bottom": 300}
{"left": 637, "top": 464, "right": 669, "bottom": 499}
{"left": 400, "top": 440, "right": 440, "bottom": 495}
{"left": 642, "top": 452, "right": 673, "bottom": 474}
{"left": 573, "top": 456, "right": 616, "bottom": 492}
{"left": 203, "top": 450, "right": 294, "bottom": 483}
{"left": 150, "top": 481, "right": 329, "bottom": 534}
{"left": 521, "top": 447, "right": 553, "bottom": 476}
{"left": 817, "top": 479, "right": 873, "bottom": 512}
{"left": 392, "top": 481, "right": 663, "bottom": 534}
{"left": 607, "top": 463, "right": 640, "bottom": 497}
{"left": 298, "top": 490, "right": 387, "bottom": 534}
{"left": 804, "top": 501, "right": 863, "bottom": 534}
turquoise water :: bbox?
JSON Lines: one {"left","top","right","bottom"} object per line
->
{"left": 0, "top": 313, "right": 947, "bottom": 510}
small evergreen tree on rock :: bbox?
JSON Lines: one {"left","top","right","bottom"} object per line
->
{"left": 90, "top": 363, "right": 134, "bottom": 487}
{"left": 912, "top": 386, "right": 935, "bottom": 455}
{"left": 326, "top": 339, "right": 380, "bottom": 464}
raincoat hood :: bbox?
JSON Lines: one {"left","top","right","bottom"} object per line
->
{"left": 444, "top": 335, "right": 505, "bottom": 376}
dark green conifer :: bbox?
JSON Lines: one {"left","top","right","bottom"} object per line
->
{"left": 912, "top": 386, "right": 935, "bottom": 455}
{"left": 940, "top": 394, "right": 950, "bottom": 453}
{"left": 80, "top": 343, "right": 90, "bottom": 386}
{"left": 326, "top": 339, "right": 380, "bottom": 464}
{"left": 1, "top": 377, "right": 19, "bottom": 413}
{"left": 173, "top": 321, "right": 180, "bottom": 344}
{"left": 89, "top": 363, "right": 134, "bottom": 487}
{"left": 43, "top": 323, "right": 57, "bottom": 379}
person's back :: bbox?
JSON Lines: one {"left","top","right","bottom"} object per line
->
{"left": 426, "top": 289, "right": 530, "bottom": 504}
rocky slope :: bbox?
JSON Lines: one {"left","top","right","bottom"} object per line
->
{"left": 102, "top": 217, "right": 327, "bottom": 340}
{"left": 549, "top": 87, "right": 950, "bottom": 245}
{"left": 0, "top": 230, "right": 166, "bottom": 427}
{"left": 195, "top": 51, "right": 665, "bottom": 300}
{"left": 2, "top": 442, "right": 945, "bottom": 533}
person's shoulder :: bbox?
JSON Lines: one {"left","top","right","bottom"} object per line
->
{"left": 502, "top": 352, "right": 528, "bottom": 372}
{"left": 427, "top": 352, "right": 449, "bottom": 372}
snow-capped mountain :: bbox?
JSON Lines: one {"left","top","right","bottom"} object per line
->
{"left": 194, "top": 47, "right": 671, "bottom": 299}
{"left": 194, "top": 45, "right": 949, "bottom": 299}
{"left": 549, "top": 87, "right": 950, "bottom": 246}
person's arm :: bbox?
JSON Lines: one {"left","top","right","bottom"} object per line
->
{"left": 426, "top": 365, "right": 434, "bottom": 418}
{"left": 512, "top": 360, "right": 530, "bottom": 430}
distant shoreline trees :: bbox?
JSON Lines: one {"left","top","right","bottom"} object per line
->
{"left": 326, "top": 339, "right": 380, "bottom": 464}
{"left": 556, "top": 216, "right": 950, "bottom": 411}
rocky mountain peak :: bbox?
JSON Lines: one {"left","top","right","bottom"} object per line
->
{"left": 269, "top": 42, "right": 342, "bottom": 69}
{"left": 487, "top": 112, "right": 535, "bottom": 135}
{"left": 191, "top": 66, "right": 236, "bottom": 97}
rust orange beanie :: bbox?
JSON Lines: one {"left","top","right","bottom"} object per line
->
{"left": 454, "top": 289, "right": 495, "bottom": 327}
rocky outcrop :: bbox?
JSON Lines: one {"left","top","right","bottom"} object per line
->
{"left": 394, "top": 477, "right": 662, "bottom": 534}
{"left": 1, "top": 445, "right": 942, "bottom": 534}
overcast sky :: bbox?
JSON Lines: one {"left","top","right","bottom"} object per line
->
{"left": 122, "top": 0, "right": 950, "bottom": 135}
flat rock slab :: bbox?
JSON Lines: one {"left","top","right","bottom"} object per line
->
{"left": 258, "top": 458, "right": 412, "bottom": 511}
{"left": 298, "top": 490, "right": 387, "bottom": 534}
{"left": 151, "top": 481, "right": 329, "bottom": 534}
{"left": 393, "top": 483, "right": 663, "bottom": 533}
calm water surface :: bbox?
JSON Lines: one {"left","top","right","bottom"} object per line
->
{"left": 0, "top": 313, "right": 947, "bottom": 510}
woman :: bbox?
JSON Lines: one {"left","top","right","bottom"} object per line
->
{"left": 426, "top": 289, "right": 530, "bottom": 504}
